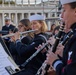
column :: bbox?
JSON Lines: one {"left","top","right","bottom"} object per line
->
{"left": 48, "top": 21, "right": 51, "bottom": 30}
{"left": 35, "top": 0, "right": 36, "bottom": 7}
{"left": 47, "top": 13, "right": 51, "bottom": 30}
{"left": 41, "top": 0, "right": 43, "bottom": 7}
{"left": 55, "top": 12, "right": 57, "bottom": 17}
{"left": 54, "top": 0, "right": 56, "bottom": 4}
{"left": 15, "top": 0, "right": 17, "bottom": 7}
{"left": 15, "top": 13, "right": 18, "bottom": 27}
{"left": 55, "top": 0, "right": 57, "bottom": 18}
{"left": 28, "top": 0, "right": 30, "bottom": 7}
{"left": 9, "top": 0, "right": 10, "bottom": 7}
{"left": 50, "top": 21, "right": 52, "bottom": 31}
{"left": 42, "top": 13, "right": 44, "bottom": 16}
{"left": 22, "top": 13, "right": 24, "bottom": 19}
{"left": 28, "top": 13, "right": 30, "bottom": 18}
{"left": 9, "top": 13, "right": 11, "bottom": 19}
{"left": 48, "top": 13, "right": 50, "bottom": 18}
{"left": 48, "top": 0, "right": 49, "bottom": 6}
{"left": 21, "top": 0, "right": 23, "bottom": 7}
{"left": 20, "top": 13, "right": 22, "bottom": 20}
{"left": 2, "top": 0, "right": 4, "bottom": 7}
{"left": 2, "top": 13, "right": 5, "bottom": 26}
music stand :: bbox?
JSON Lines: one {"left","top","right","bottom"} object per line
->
{"left": 0, "top": 37, "right": 20, "bottom": 75}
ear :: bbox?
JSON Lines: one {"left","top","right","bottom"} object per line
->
{"left": 75, "top": 8, "right": 76, "bottom": 16}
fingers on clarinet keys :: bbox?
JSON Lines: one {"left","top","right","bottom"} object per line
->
{"left": 41, "top": 48, "right": 47, "bottom": 53}
{"left": 55, "top": 44, "right": 64, "bottom": 57}
{"left": 35, "top": 43, "right": 47, "bottom": 53}
{"left": 46, "top": 52, "right": 59, "bottom": 66}
{"left": 47, "top": 48, "right": 52, "bottom": 54}
{"left": 35, "top": 44, "right": 42, "bottom": 50}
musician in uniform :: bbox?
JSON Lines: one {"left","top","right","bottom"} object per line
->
{"left": 14, "top": 14, "right": 49, "bottom": 75}
{"left": 9, "top": 19, "right": 34, "bottom": 65}
{"left": 2, "top": 17, "right": 16, "bottom": 33}
{"left": 2, "top": 17, "right": 16, "bottom": 49}
{"left": 46, "top": 0, "right": 76, "bottom": 75}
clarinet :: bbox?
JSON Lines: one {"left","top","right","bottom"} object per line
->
{"left": 36, "top": 29, "right": 73, "bottom": 75}
{"left": 20, "top": 42, "right": 50, "bottom": 69}
{"left": 36, "top": 25, "right": 64, "bottom": 75}
{"left": 60, "top": 30, "right": 73, "bottom": 45}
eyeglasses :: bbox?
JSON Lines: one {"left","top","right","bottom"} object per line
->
{"left": 18, "top": 25, "right": 24, "bottom": 28}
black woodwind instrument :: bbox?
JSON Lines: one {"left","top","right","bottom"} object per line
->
{"left": 61, "top": 30, "right": 73, "bottom": 45}
{"left": 20, "top": 42, "right": 50, "bottom": 69}
{"left": 52, "top": 25, "right": 64, "bottom": 53}
{"left": 36, "top": 29, "right": 73, "bottom": 75}
{"left": 36, "top": 24, "right": 64, "bottom": 75}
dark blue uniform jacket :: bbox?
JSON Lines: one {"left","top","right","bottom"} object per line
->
{"left": 52, "top": 23, "right": 76, "bottom": 75}
{"left": 15, "top": 33, "right": 49, "bottom": 75}
{"left": 9, "top": 33, "right": 49, "bottom": 75}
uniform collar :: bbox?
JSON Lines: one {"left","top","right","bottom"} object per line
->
{"left": 34, "top": 33, "right": 43, "bottom": 36}
{"left": 5, "top": 24, "right": 10, "bottom": 27}
{"left": 70, "top": 22, "right": 76, "bottom": 31}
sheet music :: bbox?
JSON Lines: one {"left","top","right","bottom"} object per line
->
{"left": 0, "top": 43, "right": 19, "bottom": 75}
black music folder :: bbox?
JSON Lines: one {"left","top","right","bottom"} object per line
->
{"left": 0, "top": 37, "right": 20, "bottom": 75}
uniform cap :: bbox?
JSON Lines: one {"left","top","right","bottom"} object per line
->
{"left": 5, "top": 17, "right": 11, "bottom": 21}
{"left": 29, "top": 14, "right": 45, "bottom": 22}
{"left": 60, "top": 0, "right": 76, "bottom": 5}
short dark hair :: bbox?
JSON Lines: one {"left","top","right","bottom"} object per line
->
{"left": 69, "top": 2, "right": 76, "bottom": 9}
